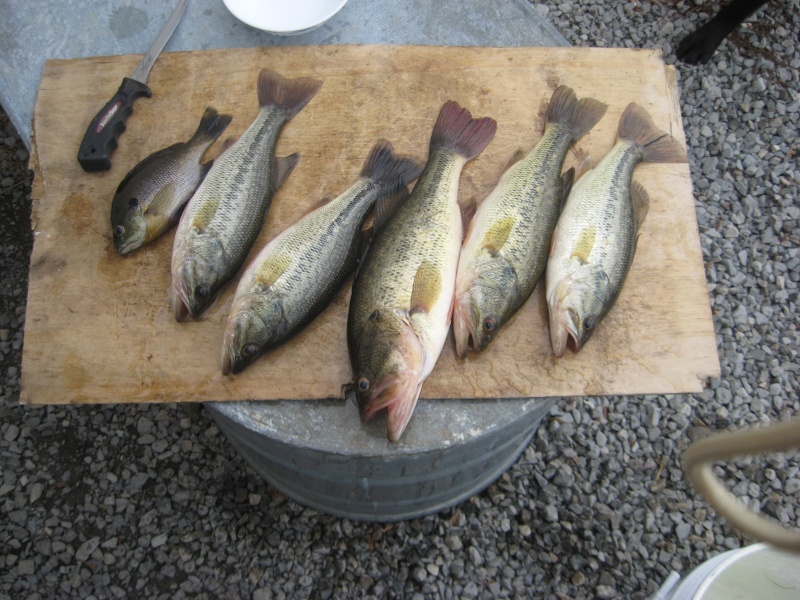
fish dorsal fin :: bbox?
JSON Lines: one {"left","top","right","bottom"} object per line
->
{"left": 255, "top": 255, "right": 292, "bottom": 288}
{"left": 560, "top": 167, "right": 575, "bottom": 211}
{"left": 355, "top": 226, "right": 374, "bottom": 267}
{"left": 215, "top": 136, "right": 237, "bottom": 159}
{"left": 460, "top": 198, "right": 477, "bottom": 237}
{"left": 274, "top": 153, "right": 301, "bottom": 189}
{"left": 571, "top": 226, "right": 596, "bottom": 263}
{"left": 482, "top": 215, "right": 514, "bottom": 257}
{"left": 574, "top": 156, "right": 596, "bottom": 182}
{"left": 145, "top": 181, "right": 179, "bottom": 218}
{"left": 631, "top": 180, "right": 650, "bottom": 232}
{"left": 410, "top": 262, "right": 441, "bottom": 314}
{"left": 374, "top": 185, "right": 410, "bottom": 232}
{"left": 503, "top": 148, "right": 526, "bottom": 172}
{"left": 301, "top": 195, "right": 334, "bottom": 218}
{"left": 190, "top": 197, "right": 221, "bottom": 233}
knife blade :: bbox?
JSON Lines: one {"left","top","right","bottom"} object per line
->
{"left": 77, "top": 0, "right": 188, "bottom": 172}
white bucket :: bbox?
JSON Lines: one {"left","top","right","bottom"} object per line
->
{"left": 653, "top": 543, "right": 800, "bottom": 600}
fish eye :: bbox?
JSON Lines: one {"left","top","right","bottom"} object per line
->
{"left": 243, "top": 344, "right": 257, "bottom": 357}
{"left": 584, "top": 317, "right": 595, "bottom": 331}
{"left": 483, "top": 317, "right": 497, "bottom": 332}
{"left": 114, "top": 225, "right": 125, "bottom": 237}
{"left": 195, "top": 285, "right": 210, "bottom": 299}
{"left": 357, "top": 377, "right": 370, "bottom": 391}
{"left": 129, "top": 197, "right": 139, "bottom": 208}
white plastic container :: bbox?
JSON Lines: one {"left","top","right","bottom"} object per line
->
{"left": 222, "top": 0, "right": 350, "bottom": 35}
{"left": 654, "top": 543, "right": 800, "bottom": 600}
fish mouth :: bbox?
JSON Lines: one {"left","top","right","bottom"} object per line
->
{"left": 453, "top": 293, "right": 479, "bottom": 358}
{"left": 221, "top": 344, "right": 234, "bottom": 376}
{"left": 549, "top": 306, "right": 580, "bottom": 358}
{"left": 171, "top": 278, "right": 194, "bottom": 323}
{"left": 362, "top": 372, "right": 424, "bottom": 442}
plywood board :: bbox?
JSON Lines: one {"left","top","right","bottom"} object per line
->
{"left": 21, "top": 45, "right": 720, "bottom": 404}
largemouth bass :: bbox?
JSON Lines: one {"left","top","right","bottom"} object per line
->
{"left": 171, "top": 69, "right": 322, "bottom": 321}
{"left": 454, "top": 86, "right": 607, "bottom": 356}
{"left": 222, "top": 140, "right": 423, "bottom": 375}
{"left": 111, "top": 107, "right": 232, "bottom": 255}
{"left": 347, "top": 101, "right": 497, "bottom": 442}
{"left": 545, "top": 102, "right": 687, "bottom": 356}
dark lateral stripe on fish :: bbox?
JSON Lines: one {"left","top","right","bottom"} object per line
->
{"left": 257, "top": 69, "right": 323, "bottom": 118}
{"left": 429, "top": 101, "right": 497, "bottom": 160}
{"left": 546, "top": 86, "right": 608, "bottom": 140}
{"left": 618, "top": 103, "right": 688, "bottom": 163}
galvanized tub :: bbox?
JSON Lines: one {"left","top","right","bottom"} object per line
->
{"left": 206, "top": 396, "right": 557, "bottom": 521}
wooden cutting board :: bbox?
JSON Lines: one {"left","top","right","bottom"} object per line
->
{"left": 21, "top": 45, "right": 720, "bottom": 405}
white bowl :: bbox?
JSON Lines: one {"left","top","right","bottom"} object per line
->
{"left": 223, "top": 0, "right": 349, "bottom": 35}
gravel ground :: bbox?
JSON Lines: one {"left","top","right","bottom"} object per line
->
{"left": 2, "top": 1, "right": 799, "bottom": 598}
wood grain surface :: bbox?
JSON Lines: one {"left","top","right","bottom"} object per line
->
{"left": 21, "top": 45, "right": 720, "bottom": 405}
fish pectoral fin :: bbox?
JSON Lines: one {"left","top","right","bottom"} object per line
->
{"left": 560, "top": 167, "right": 575, "bottom": 211}
{"left": 274, "top": 153, "right": 301, "bottom": 189}
{"left": 631, "top": 180, "right": 651, "bottom": 232}
{"left": 482, "top": 215, "right": 514, "bottom": 257}
{"left": 145, "top": 181, "right": 180, "bottom": 218}
{"left": 570, "top": 226, "right": 596, "bottom": 263}
{"left": 410, "top": 262, "right": 442, "bottom": 315}
{"left": 190, "top": 197, "right": 221, "bottom": 233}
{"left": 255, "top": 255, "right": 292, "bottom": 288}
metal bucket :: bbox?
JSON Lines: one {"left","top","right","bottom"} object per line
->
{"left": 206, "top": 396, "right": 556, "bottom": 521}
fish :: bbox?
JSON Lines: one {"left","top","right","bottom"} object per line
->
{"left": 347, "top": 100, "right": 497, "bottom": 442}
{"left": 110, "top": 106, "right": 232, "bottom": 255}
{"left": 221, "top": 140, "right": 423, "bottom": 375}
{"left": 171, "top": 69, "right": 322, "bottom": 321}
{"left": 545, "top": 102, "right": 687, "bottom": 357}
{"left": 453, "top": 86, "right": 607, "bottom": 356}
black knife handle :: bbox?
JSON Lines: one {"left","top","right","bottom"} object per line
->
{"left": 77, "top": 77, "right": 152, "bottom": 172}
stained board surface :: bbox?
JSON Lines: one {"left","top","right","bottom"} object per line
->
{"left": 22, "top": 45, "right": 720, "bottom": 404}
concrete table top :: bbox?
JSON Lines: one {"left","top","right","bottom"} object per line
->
{"left": 0, "top": 0, "right": 567, "bottom": 148}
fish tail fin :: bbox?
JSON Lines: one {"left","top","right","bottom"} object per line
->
{"left": 546, "top": 86, "right": 608, "bottom": 140}
{"left": 430, "top": 101, "right": 497, "bottom": 160}
{"left": 618, "top": 103, "right": 688, "bottom": 163}
{"left": 190, "top": 106, "right": 233, "bottom": 145}
{"left": 361, "top": 140, "right": 424, "bottom": 190}
{"left": 257, "top": 69, "right": 323, "bottom": 119}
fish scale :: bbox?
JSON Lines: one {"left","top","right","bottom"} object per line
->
{"left": 243, "top": 179, "right": 381, "bottom": 326}
{"left": 555, "top": 141, "right": 642, "bottom": 293}
{"left": 546, "top": 102, "right": 687, "bottom": 357}
{"left": 454, "top": 86, "right": 607, "bottom": 356}
{"left": 348, "top": 100, "right": 497, "bottom": 442}
{"left": 171, "top": 68, "right": 322, "bottom": 321}
{"left": 191, "top": 109, "right": 285, "bottom": 266}
{"left": 350, "top": 150, "right": 464, "bottom": 347}
{"left": 223, "top": 140, "right": 423, "bottom": 375}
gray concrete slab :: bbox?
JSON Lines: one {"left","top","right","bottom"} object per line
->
{"left": 0, "top": 0, "right": 567, "bottom": 147}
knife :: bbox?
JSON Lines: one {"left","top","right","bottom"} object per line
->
{"left": 77, "top": 0, "right": 188, "bottom": 172}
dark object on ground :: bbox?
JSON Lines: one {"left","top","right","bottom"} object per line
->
{"left": 676, "top": 0, "right": 770, "bottom": 64}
